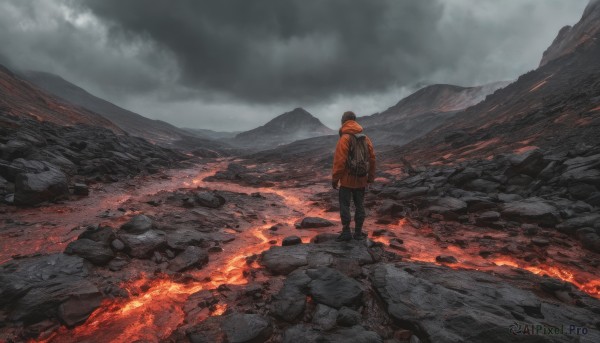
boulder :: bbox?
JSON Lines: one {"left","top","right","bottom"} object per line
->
{"left": 195, "top": 191, "right": 226, "bottom": 208}
{"left": 73, "top": 183, "right": 89, "bottom": 196}
{"left": 427, "top": 197, "right": 467, "bottom": 220}
{"left": 435, "top": 255, "right": 458, "bottom": 264}
{"left": 165, "top": 229, "right": 209, "bottom": 250}
{"left": 14, "top": 167, "right": 69, "bottom": 205}
{"left": 336, "top": 307, "right": 362, "bottom": 327}
{"left": 282, "top": 236, "right": 302, "bottom": 246}
{"left": 501, "top": 199, "right": 559, "bottom": 227}
{"left": 297, "top": 217, "right": 334, "bottom": 229}
{"left": 0, "top": 254, "right": 101, "bottom": 326}
{"left": 307, "top": 267, "right": 363, "bottom": 309}
{"left": 167, "top": 246, "right": 209, "bottom": 272}
{"left": 221, "top": 313, "right": 272, "bottom": 343}
{"left": 64, "top": 238, "right": 115, "bottom": 265}
{"left": 120, "top": 215, "right": 154, "bottom": 234}
{"left": 270, "top": 269, "right": 311, "bottom": 322}
{"left": 78, "top": 226, "right": 115, "bottom": 245}
{"left": 556, "top": 214, "right": 600, "bottom": 234}
{"left": 118, "top": 230, "right": 167, "bottom": 258}
{"left": 312, "top": 304, "right": 338, "bottom": 330}
{"left": 507, "top": 150, "right": 549, "bottom": 177}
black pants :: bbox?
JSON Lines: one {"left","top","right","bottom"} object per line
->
{"left": 339, "top": 186, "right": 365, "bottom": 230}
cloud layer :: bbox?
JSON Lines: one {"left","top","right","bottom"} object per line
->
{"left": 0, "top": 0, "right": 589, "bottom": 130}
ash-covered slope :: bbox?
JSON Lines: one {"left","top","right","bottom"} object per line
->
{"left": 21, "top": 71, "right": 231, "bottom": 154}
{"left": 361, "top": 82, "right": 509, "bottom": 128}
{"left": 539, "top": 0, "right": 600, "bottom": 67}
{"left": 388, "top": 2, "right": 600, "bottom": 166}
{"left": 232, "top": 108, "right": 335, "bottom": 151}
{"left": 0, "top": 65, "right": 121, "bottom": 133}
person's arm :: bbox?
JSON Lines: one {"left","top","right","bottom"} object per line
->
{"left": 367, "top": 136, "right": 376, "bottom": 183}
{"left": 332, "top": 135, "right": 350, "bottom": 187}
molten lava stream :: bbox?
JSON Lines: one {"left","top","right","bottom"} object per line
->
{"left": 375, "top": 219, "right": 600, "bottom": 299}
{"left": 37, "top": 224, "right": 277, "bottom": 343}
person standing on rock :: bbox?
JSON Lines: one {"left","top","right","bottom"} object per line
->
{"left": 332, "top": 111, "right": 376, "bottom": 241}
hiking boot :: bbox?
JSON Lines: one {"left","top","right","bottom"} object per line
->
{"left": 353, "top": 229, "right": 367, "bottom": 240}
{"left": 336, "top": 227, "right": 352, "bottom": 242}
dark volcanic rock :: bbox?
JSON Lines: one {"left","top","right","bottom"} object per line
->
{"left": 221, "top": 313, "right": 272, "bottom": 343}
{"left": 14, "top": 166, "right": 69, "bottom": 205}
{"left": 435, "top": 255, "right": 458, "bottom": 264}
{"left": 73, "top": 183, "right": 89, "bottom": 196}
{"left": 271, "top": 269, "right": 311, "bottom": 322}
{"left": 282, "top": 235, "right": 302, "bottom": 246}
{"left": 167, "top": 246, "right": 209, "bottom": 272}
{"left": 371, "top": 263, "right": 600, "bottom": 343}
{"left": 282, "top": 324, "right": 382, "bottom": 343}
{"left": 0, "top": 254, "right": 101, "bottom": 326}
{"left": 501, "top": 198, "right": 560, "bottom": 227}
{"left": 118, "top": 230, "right": 167, "bottom": 258}
{"left": 120, "top": 215, "right": 154, "bottom": 234}
{"left": 78, "top": 226, "right": 115, "bottom": 245}
{"left": 307, "top": 267, "right": 363, "bottom": 309}
{"left": 297, "top": 217, "right": 334, "bottom": 229}
{"left": 64, "top": 238, "right": 115, "bottom": 265}
{"left": 261, "top": 241, "right": 373, "bottom": 275}
{"left": 336, "top": 306, "right": 362, "bottom": 327}
{"left": 195, "top": 191, "right": 226, "bottom": 208}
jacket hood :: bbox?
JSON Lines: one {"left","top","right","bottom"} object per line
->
{"left": 339, "top": 120, "right": 363, "bottom": 136}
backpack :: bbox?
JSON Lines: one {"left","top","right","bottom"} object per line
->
{"left": 346, "top": 133, "right": 370, "bottom": 177}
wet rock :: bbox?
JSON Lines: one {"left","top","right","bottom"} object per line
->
{"left": 221, "top": 313, "right": 272, "bottom": 343}
{"left": 501, "top": 198, "right": 559, "bottom": 227}
{"left": 118, "top": 230, "right": 167, "bottom": 259}
{"left": 307, "top": 267, "right": 363, "bottom": 309}
{"left": 336, "top": 307, "right": 361, "bottom": 327}
{"left": 297, "top": 217, "right": 334, "bottom": 229}
{"left": 312, "top": 304, "right": 338, "bottom": 330}
{"left": 120, "top": 215, "right": 154, "bottom": 234}
{"left": 73, "top": 183, "right": 89, "bottom": 196}
{"left": 167, "top": 246, "right": 208, "bottom": 272}
{"left": 282, "top": 236, "right": 302, "bottom": 246}
{"left": 64, "top": 238, "right": 115, "bottom": 266}
{"left": 195, "top": 191, "right": 226, "bottom": 208}
{"left": 14, "top": 166, "right": 69, "bottom": 205}
{"left": 435, "top": 255, "right": 458, "bottom": 264}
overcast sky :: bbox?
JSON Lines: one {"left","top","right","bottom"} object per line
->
{"left": 0, "top": 0, "right": 589, "bottom": 131}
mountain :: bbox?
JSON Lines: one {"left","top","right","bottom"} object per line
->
{"left": 539, "top": 0, "right": 600, "bottom": 67}
{"left": 0, "top": 65, "right": 122, "bottom": 133}
{"left": 22, "top": 71, "right": 187, "bottom": 145}
{"left": 388, "top": 0, "right": 600, "bottom": 166}
{"left": 182, "top": 128, "right": 240, "bottom": 140}
{"left": 360, "top": 81, "right": 510, "bottom": 129}
{"left": 232, "top": 108, "right": 335, "bottom": 151}
{"left": 21, "top": 70, "right": 234, "bottom": 154}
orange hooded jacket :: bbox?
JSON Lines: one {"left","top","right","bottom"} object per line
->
{"left": 332, "top": 120, "right": 376, "bottom": 189}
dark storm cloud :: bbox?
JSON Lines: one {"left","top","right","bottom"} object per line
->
{"left": 0, "top": 0, "right": 589, "bottom": 130}
{"left": 77, "top": 0, "right": 447, "bottom": 103}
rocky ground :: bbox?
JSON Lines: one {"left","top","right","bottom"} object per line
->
{"left": 0, "top": 112, "right": 187, "bottom": 206}
{"left": 0, "top": 154, "right": 599, "bottom": 342}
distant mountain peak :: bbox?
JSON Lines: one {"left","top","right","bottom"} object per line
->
{"left": 232, "top": 108, "right": 334, "bottom": 150}
{"left": 539, "top": 0, "right": 600, "bottom": 67}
